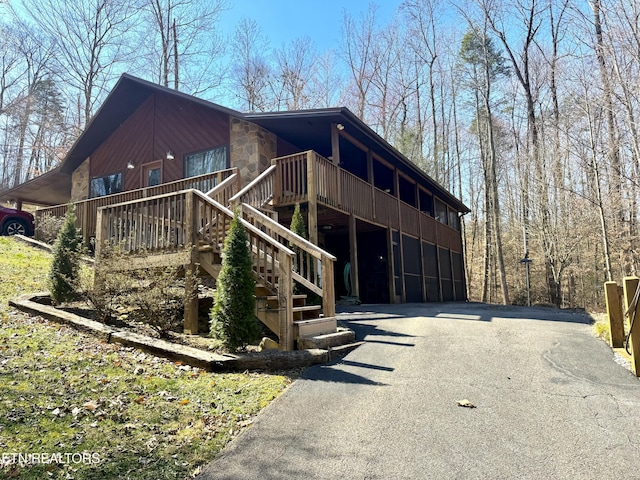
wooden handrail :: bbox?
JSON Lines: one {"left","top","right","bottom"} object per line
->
{"left": 229, "top": 165, "right": 276, "bottom": 207}
{"left": 241, "top": 203, "right": 335, "bottom": 316}
{"left": 205, "top": 172, "right": 240, "bottom": 203}
{"left": 192, "top": 190, "right": 295, "bottom": 256}
{"left": 241, "top": 203, "right": 335, "bottom": 261}
{"left": 96, "top": 188, "right": 294, "bottom": 257}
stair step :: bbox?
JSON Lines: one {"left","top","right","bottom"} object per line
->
{"left": 265, "top": 294, "right": 307, "bottom": 301}
{"left": 293, "top": 304, "right": 322, "bottom": 321}
{"left": 294, "top": 316, "right": 337, "bottom": 339}
{"left": 293, "top": 305, "right": 321, "bottom": 313}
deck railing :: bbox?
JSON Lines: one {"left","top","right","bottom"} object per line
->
{"left": 240, "top": 203, "right": 336, "bottom": 317}
{"left": 35, "top": 168, "right": 237, "bottom": 245}
{"left": 229, "top": 165, "right": 276, "bottom": 209}
{"left": 271, "top": 151, "right": 462, "bottom": 252}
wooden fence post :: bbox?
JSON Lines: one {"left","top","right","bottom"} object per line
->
{"left": 623, "top": 276, "right": 640, "bottom": 375}
{"left": 604, "top": 281, "right": 624, "bottom": 348}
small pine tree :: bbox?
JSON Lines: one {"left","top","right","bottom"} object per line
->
{"left": 290, "top": 203, "right": 306, "bottom": 240}
{"left": 49, "top": 204, "right": 81, "bottom": 304}
{"left": 290, "top": 203, "right": 307, "bottom": 295}
{"left": 210, "top": 211, "right": 259, "bottom": 350}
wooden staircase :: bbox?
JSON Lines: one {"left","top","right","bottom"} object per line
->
{"left": 94, "top": 169, "right": 337, "bottom": 351}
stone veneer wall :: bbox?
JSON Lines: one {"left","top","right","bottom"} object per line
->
{"left": 71, "top": 158, "right": 90, "bottom": 201}
{"left": 229, "top": 119, "right": 277, "bottom": 185}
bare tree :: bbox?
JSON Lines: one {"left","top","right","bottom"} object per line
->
{"left": 230, "top": 18, "right": 271, "bottom": 112}
{"left": 340, "top": 4, "right": 381, "bottom": 122}
{"left": 14, "top": 0, "right": 135, "bottom": 127}
{"left": 271, "top": 37, "right": 316, "bottom": 110}
{"left": 138, "top": 0, "right": 226, "bottom": 95}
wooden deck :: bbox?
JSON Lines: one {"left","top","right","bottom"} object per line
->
{"left": 232, "top": 151, "right": 463, "bottom": 252}
{"left": 35, "top": 168, "right": 240, "bottom": 246}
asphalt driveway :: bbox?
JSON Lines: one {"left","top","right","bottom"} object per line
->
{"left": 197, "top": 303, "right": 640, "bottom": 479}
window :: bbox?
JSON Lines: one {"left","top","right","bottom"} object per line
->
{"left": 185, "top": 146, "right": 227, "bottom": 178}
{"left": 449, "top": 210, "right": 460, "bottom": 230}
{"left": 434, "top": 199, "right": 448, "bottom": 225}
{"left": 90, "top": 172, "right": 122, "bottom": 198}
{"left": 419, "top": 189, "right": 434, "bottom": 216}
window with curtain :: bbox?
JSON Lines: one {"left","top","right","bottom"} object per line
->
{"left": 184, "top": 146, "right": 227, "bottom": 178}
{"left": 90, "top": 172, "right": 122, "bottom": 198}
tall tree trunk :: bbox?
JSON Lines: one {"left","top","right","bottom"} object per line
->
{"left": 593, "top": 0, "right": 626, "bottom": 274}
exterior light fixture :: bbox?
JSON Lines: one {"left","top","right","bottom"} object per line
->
{"left": 166, "top": 150, "right": 175, "bottom": 161}
{"left": 127, "top": 162, "right": 135, "bottom": 169}
{"left": 336, "top": 123, "right": 344, "bottom": 131}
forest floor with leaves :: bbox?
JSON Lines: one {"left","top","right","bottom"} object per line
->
{"left": 0, "top": 237, "right": 297, "bottom": 480}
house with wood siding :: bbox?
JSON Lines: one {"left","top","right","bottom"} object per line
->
{"left": 0, "top": 73, "right": 469, "bottom": 350}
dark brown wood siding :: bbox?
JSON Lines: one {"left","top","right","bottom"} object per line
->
{"left": 91, "top": 96, "right": 154, "bottom": 191}
{"left": 153, "top": 92, "right": 230, "bottom": 182}
{"left": 90, "top": 92, "right": 231, "bottom": 192}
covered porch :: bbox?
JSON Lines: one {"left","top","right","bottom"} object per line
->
{"left": 232, "top": 150, "right": 467, "bottom": 304}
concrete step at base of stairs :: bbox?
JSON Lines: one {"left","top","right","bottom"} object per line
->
{"left": 294, "top": 316, "right": 337, "bottom": 339}
{"left": 297, "top": 327, "right": 356, "bottom": 350}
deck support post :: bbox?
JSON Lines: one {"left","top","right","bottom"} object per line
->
{"left": 387, "top": 228, "right": 396, "bottom": 303}
{"left": 306, "top": 151, "right": 318, "bottom": 245}
{"left": 348, "top": 214, "right": 360, "bottom": 299}
{"left": 279, "top": 254, "right": 294, "bottom": 351}
{"left": 183, "top": 191, "right": 199, "bottom": 335}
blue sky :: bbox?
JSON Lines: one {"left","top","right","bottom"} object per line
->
{"left": 220, "top": 0, "right": 403, "bottom": 51}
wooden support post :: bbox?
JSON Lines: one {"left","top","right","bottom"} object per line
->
{"left": 605, "top": 281, "right": 624, "bottom": 348}
{"left": 93, "top": 208, "right": 107, "bottom": 296}
{"left": 183, "top": 192, "right": 199, "bottom": 335}
{"left": 367, "top": 150, "right": 375, "bottom": 221}
{"left": 82, "top": 205, "right": 90, "bottom": 247}
{"left": 623, "top": 276, "right": 640, "bottom": 375}
{"left": 348, "top": 214, "right": 360, "bottom": 299}
{"left": 387, "top": 227, "right": 397, "bottom": 303}
{"left": 330, "top": 125, "right": 342, "bottom": 206}
{"left": 394, "top": 170, "right": 406, "bottom": 302}
{"left": 419, "top": 212, "right": 426, "bottom": 304}
{"left": 279, "top": 254, "right": 294, "bottom": 351}
{"left": 184, "top": 262, "right": 199, "bottom": 335}
{"left": 321, "top": 253, "right": 335, "bottom": 318}
{"left": 331, "top": 124, "right": 341, "bottom": 166}
{"left": 306, "top": 151, "right": 318, "bottom": 245}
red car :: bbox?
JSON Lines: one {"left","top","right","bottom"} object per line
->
{"left": 0, "top": 206, "right": 34, "bottom": 236}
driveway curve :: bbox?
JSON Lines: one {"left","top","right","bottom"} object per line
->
{"left": 197, "top": 303, "right": 640, "bottom": 480}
